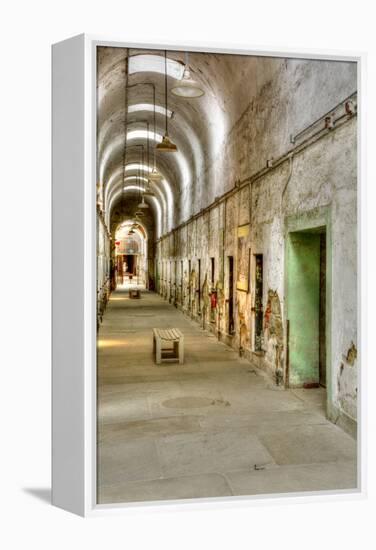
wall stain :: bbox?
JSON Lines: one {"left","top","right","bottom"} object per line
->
{"left": 264, "top": 290, "right": 284, "bottom": 383}
{"left": 346, "top": 342, "right": 357, "bottom": 366}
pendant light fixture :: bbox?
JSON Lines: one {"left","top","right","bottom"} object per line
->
{"left": 156, "top": 51, "right": 178, "bottom": 152}
{"left": 137, "top": 127, "right": 149, "bottom": 209}
{"left": 138, "top": 196, "right": 149, "bottom": 209}
{"left": 126, "top": 116, "right": 155, "bottom": 201}
{"left": 171, "top": 51, "right": 205, "bottom": 98}
{"left": 126, "top": 121, "right": 151, "bottom": 207}
{"left": 149, "top": 83, "right": 163, "bottom": 183}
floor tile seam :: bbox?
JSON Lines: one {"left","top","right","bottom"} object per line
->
{"left": 99, "top": 470, "right": 235, "bottom": 491}
{"left": 194, "top": 421, "right": 333, "bottom": 436}
{"left": 223, "top": 459, "right": 357, "bottom": 476}
{"left": 256, "top": 422, "right": 349, "bottom": 438}
{"left": 98, "top": 456, "right": 356, "bottom": 488}
{"left": 98, "top": 472, "right": 169, "bottom": 489}
{"left": 98, "top": 429, "right": 204, "bottom": 440}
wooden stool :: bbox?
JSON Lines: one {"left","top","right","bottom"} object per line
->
{"left": 153, "top": 328, "right": 184, "bottom": 365}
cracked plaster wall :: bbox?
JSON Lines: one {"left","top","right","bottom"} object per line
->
{"left": 156, "top": 59, "right": 357, "bottom": 429}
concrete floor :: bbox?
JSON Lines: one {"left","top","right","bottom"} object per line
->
{"left": 97, "top": 289, "right": 357, "bottom": 504}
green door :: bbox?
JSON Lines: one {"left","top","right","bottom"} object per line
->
{"left": 287, "top": 231, "right": 321, "bottom": 387}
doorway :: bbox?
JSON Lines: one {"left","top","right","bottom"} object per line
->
{"left": 198, "top": 259, "right": 201, "bottom": 314}
{"left": 125, "top": 254, "right": 136, "bottom": 276}
{"left": 228, "top": 256, "right": 234, "bottom": 334}
{"left": 181, "top": 260, "right": 184, "bottom": 305}
{"left": 254, "top": 254, "right": 263, "bottom": 351}
{"left": 286, "top": 228, "right": 327, "bottom": 388}
{"left": 188, "top": 259, "right": 192, "bottom": 312}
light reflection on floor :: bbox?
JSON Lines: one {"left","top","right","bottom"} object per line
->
{"left": 109, "top": 279, "right": 146, "bottom": 301}
{"left": 97, "top": 338, "right": 129, "bottom": 349}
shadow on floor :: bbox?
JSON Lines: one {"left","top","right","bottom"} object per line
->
{"left": 23, "top": 488, "right": 51, "bottom": 504}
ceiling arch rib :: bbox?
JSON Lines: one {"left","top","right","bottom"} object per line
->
{"left": 98, "top": 108, "right": 204, "bottom": 224}
{"left": 100, "top": 131, "right": 180, "bottom": 193}
{"left": 116, "top": 220, "right": 148, "bottom": 243}
{"left": 109, "top": 186, "right": 162, "bottom": 239}
{"left": 98, "top": 49, "right": 260, "bottom": 234}
{"left": 101, "top": 141, "right": 181, "bottom": 228}
{"left": 104, "top": 162, "right": 172, "bottom": 232}
{"left": 99, "top": 113, "right": 195, "bottom": 192}
{"left": 97, "top": 54, "right": 205, "bottom": 228}
{"left": 107, "top": 180, "right": 169, "bottom": 232}
{"left": 107, "top": 176, "right": 168, "bottom": 234}
{"left": 97, "top": 105, "right": 173, "bottom": 160}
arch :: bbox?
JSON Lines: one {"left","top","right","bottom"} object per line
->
{"left": 115, "top": 218, "right": 149, "bottom": 241}
{"left": 108, "top": 186, "right": 162, "bottom": 238}
{"left": 97, "top": 48, "right": 236, "bottom": 237}
{"left": 114, "top": 220, "right": 149, "bottom": 288}
{"left": 104, "top": 162, "right": 174, "bottom": 232}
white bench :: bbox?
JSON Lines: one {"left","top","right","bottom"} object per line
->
{"left": 153, "top": 328, "right": 184, "bottom": 365}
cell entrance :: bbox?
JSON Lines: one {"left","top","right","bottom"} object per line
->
{"left": 287, "top": 228, "right": 327, "bottom": 390}
{"left": 254, "top": 254, "right": 263, "bottom": 351}
{"left": 228, "top": 256, "right": 234, "bottom": 334}
{"left": 125, "top": 254, "right": 136, "bottom": 275}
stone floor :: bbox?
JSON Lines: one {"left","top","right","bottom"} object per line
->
{"left": 97, "top": 289, "right": 357, "bottom": 504}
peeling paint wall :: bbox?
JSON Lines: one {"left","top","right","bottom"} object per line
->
{"left": 156, "top": 58, "right": 357, "bottom": 433}
{"left": 97, "top": 211, "right": 111, "bottom": 294}
{"left": 338, "top": 343, "right": 357, "bottom": 420}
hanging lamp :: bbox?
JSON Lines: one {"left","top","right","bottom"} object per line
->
{"left": 171, "top": 51, "right": 205, "bottom": 98}
{"left": 125, "top": 121, "right": 151, "bottom": 207}
{"left": 138, "top": 196, "right": 149, "bottom": 209}
{"left": 142, "top": 118, "right": 154, "bottom": 199}
{"left": 156, "top": 51, "right": 178, "bottom": 152}
{"left": 149, "top": 83, "right": 163, "bottom": 182}
{"left": 137, "top": 132, "right": 149, "bottom": 209}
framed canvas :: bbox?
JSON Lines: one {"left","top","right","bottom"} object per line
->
{"left": 52, "top": 34, "right": 365, "bottom": 517}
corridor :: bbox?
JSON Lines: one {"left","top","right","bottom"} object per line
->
{"left": 95, "top": 46, "right": 358, "bottom": 504}
{"left": 97, "top": 289, "right": 356, "bottom": 504}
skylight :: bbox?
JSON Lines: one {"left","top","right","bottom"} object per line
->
{"left": 125, "top": 163, "right": 152, "bottom": 173}
{"left": 127, "top": 129, "right": 163, "bottom": 142}
{"left": 129, "top": 55, "right": 185, "bottom": 80}
{"left": 128, "top": 103, "right": 173, "bottom": 118}
{"left": 124, "top": 176, "right": 149, "bottom": 184}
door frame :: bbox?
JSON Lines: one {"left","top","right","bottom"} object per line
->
{"left": 284, "top": 205, "right": 333, "bottom": 417}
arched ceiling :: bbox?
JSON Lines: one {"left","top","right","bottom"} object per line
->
{"left": 97, "top": 47, "right": 282, "bottom": 234}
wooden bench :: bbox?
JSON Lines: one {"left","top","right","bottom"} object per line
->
{"left": 129, "top": 289, "right": 141, "bottom": 299}
{"left": 153, "top": 328, "right": 184, "bottom": 365}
